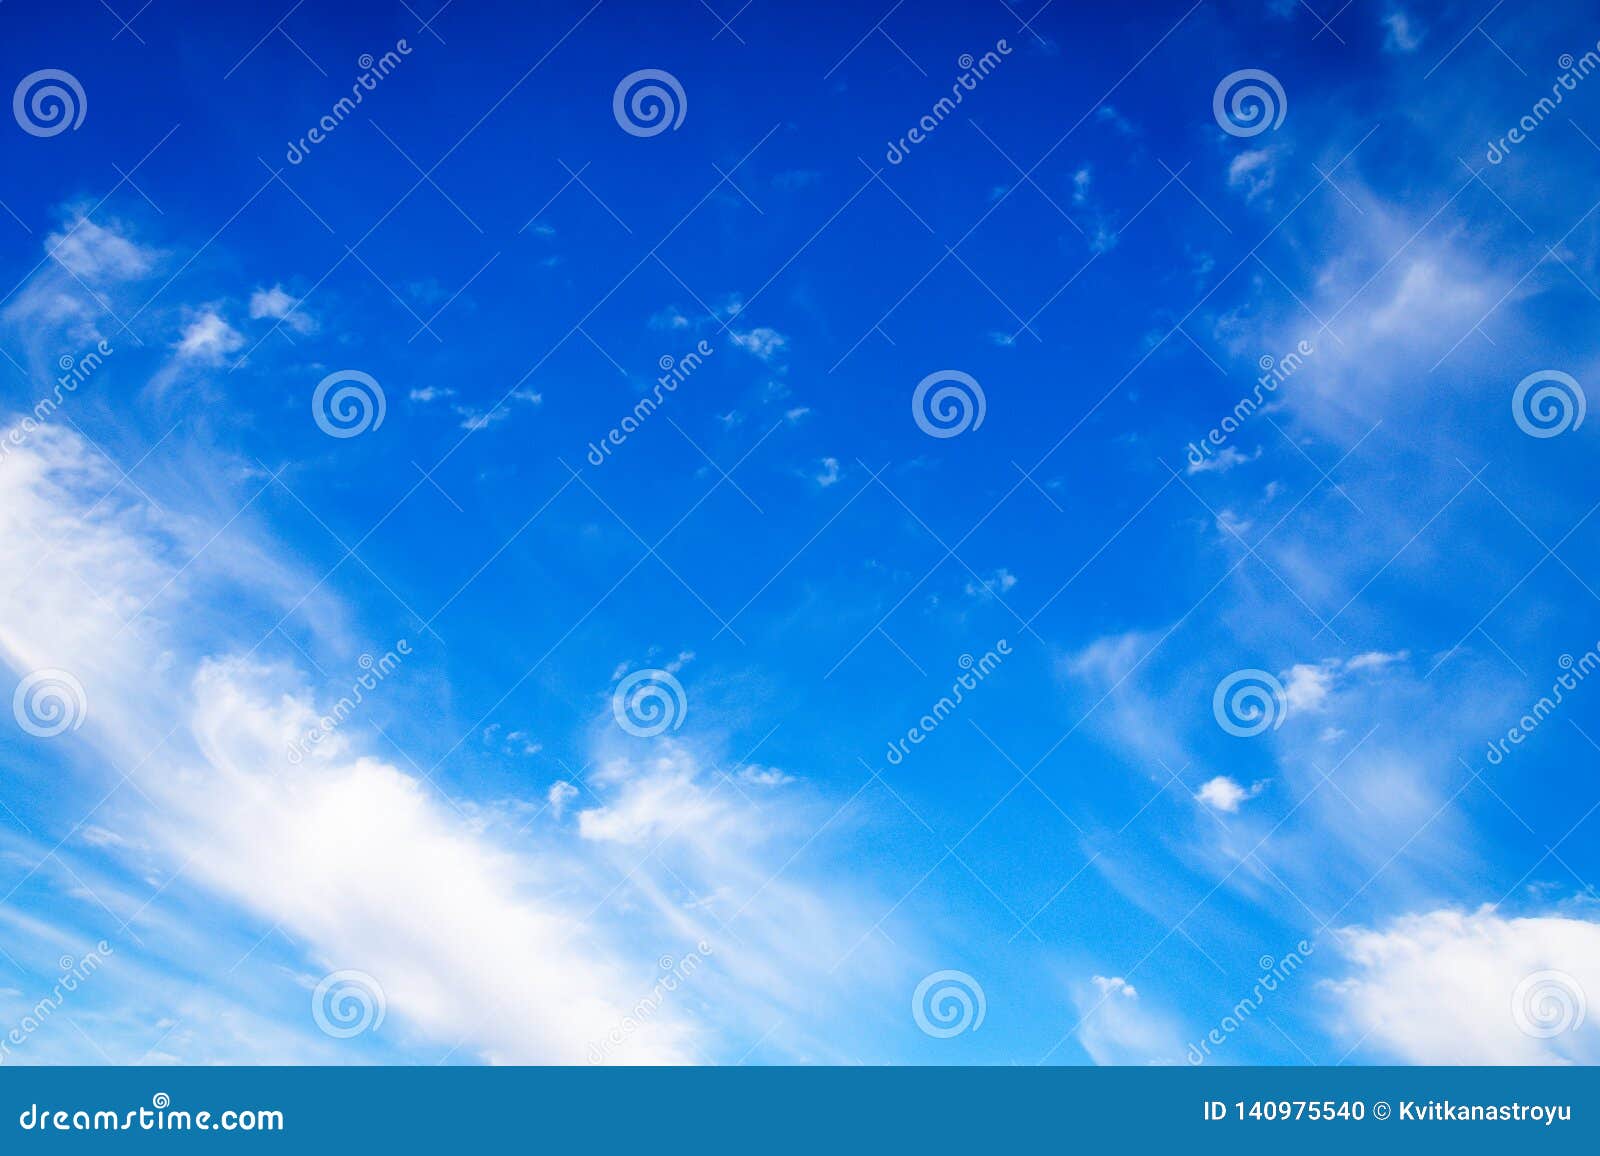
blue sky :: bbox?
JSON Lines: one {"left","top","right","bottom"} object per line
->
{"left": 0, "top": 0, "right": 1599, "bottom": 1065}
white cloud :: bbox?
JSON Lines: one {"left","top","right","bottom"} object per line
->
{"left": 730, "top": 327, "right": 787, "bottom": 362}
{"left": 815, "top": 457, "right": 840, "bottom": 487}
{"left": 1187, "top": 445, "right": 1261, "bottom": 475}
{"left": 738, "top": 766, "right": 794, "bottom": 787}
{"left": 1194, "top": 775, "right": 1264, "bottom": 813}
{"left": 1227, "top": 149, "right": 1276, "bottom": 202}
{"left": 175, "top": 311, "right": 244, "bottom": 364}
{"left": 1282, "top": 653, "right": 1410, "bottom": 716}
{"left": 1281, "top": 662, "right": 1335, "bottom": 713}
{"left": 4, "top": 217, "right": 155, "bottom": 350}
{"left": 577, "top": 748, "right": 731, "bottom": 846}
{"left": 546, "top": 781, "right": 579, "bottom": 818}
{"left": 0, "top": 423, "right": 903, "bottom": 1064}
{"left": 1072, "top": 974, "right": 1184, "bottom": 1064}
{"left": 456, "top": 407, "right": 508, "bottom": 431}
{"left": 183, "top": 661, "right": 707, "bottom": 1063}
{"left": 1346, "top": 649, "right": 1409, "bottom": 671}
{"left": 1328, "top": 906, "right": 1600, "bottom": 1063}
{"left": 964, "top": 568, "right": 1017, "bottom": 598}
{"left": 649, "top": 306, "right": 691, "bottom": 331}
{"left": 1095, "top": 105, "right": 1135, "bottom": 135}
{"left": 248, "top": 285, "right": 314, "bottom": 334}
{"left": 1214, "top": 508, "right": 1252, "bottom": 538}
{"left": 454, "top": 392, "right": 538, "bottom": 432}
{"left": 1382, "top": 8, "right": 1422, "bottom": 52}
{"left": 1092, "top": 974, "right": 1136, "bottom": 997}
{"left": 409, "top": 387, "right": 456, "bottom": 403}
{"left": 47, "top": 217, "right": 156, "bottom": 282}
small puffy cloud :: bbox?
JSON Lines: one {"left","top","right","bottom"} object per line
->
{"left": 175, "top": 310, "right": 245, "bottom": 364}
{"left": 1282, "top": 662, "right": 1335, "bottom": 713}
{"left": 46, "top": 217, "right": 156, "bottom": 282}
{"left": 1346, "top": 649, "right": 1409, "bottom": 672}
{"left": 1092, "top": 975, "right": 1137, "bottom": 998}
{"left": 1065, "top": 630, "right": 1152, "bottom": 685}
{"left": 965, "top": 568, "right": 1017, "bottom": 598}
{"left": 454, "top": 390, "right": 540, "bottom": 431}
{"left": 504, "top": 730, "right": 541, "bottom": 756}
{"left": 81, "top": 824, "right": 126, "bottom": 848}
{"left": 815, "top": 457, "right": 840, "bottom": 487}
{"left": 248, "top": 285, "right": 315, "bottom": 334}
{"left": 456, "top": 407, "right": 508, "bottom": 432}
{"left": 1227, "top": 149, "right": 1276, "bottom": 202}
{"left": 1215, "top": 509, "right": 1253, "bottom": 537}
{"left": 738, "top": 766, "right": 794, "bottom": 787}
{"left": 1096, "top": 105, "right": 1135, "bottom": 135}
{"left": 1328, "top": 906, "right": 1600, "bottom": 1063}
{"left": 649, "top": 306, "right": 691, "bottom": 331}
{"left": 730, "top": 327, "right": 788, "bottom": 361}
{"left": 784, "top": 407, "right": 810, "bottom": 423}
{"left": 1381, "top": 7, "right": 1422, "bottom": 52}
{"left": 409, "top": 386, "right": 456, "bottom": 403}
{"left": 1072, "top": 166, "right": 1092, "bottom": 206}
{"left": 546, "top": 781, "right": 579, "bottom": 818}
{"left": 1073, "top": 974, "right": 1185, "bottom": 1064}
{"left": 1194, "top": 775, "right": 1265, "bottom": 813}
{"left": 1282, "top": 653, "right": 1409, "bottom": 715}
{"left": 577, "top": 752, "right": 729, "bottom": 847}
{"left": 1187, "top": 445, "right": 1261, "bottom": 475}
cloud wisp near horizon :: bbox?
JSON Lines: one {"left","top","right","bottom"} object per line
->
{"left": 0, "top": 0, "right": 1598, "bottom": 1066}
